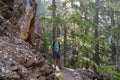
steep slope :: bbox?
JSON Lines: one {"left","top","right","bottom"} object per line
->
{"left": 0, "top": 0, "right": 55, "bottom": 80}
{"left": 0, "top": 36, "right": 54, "bottom": 80}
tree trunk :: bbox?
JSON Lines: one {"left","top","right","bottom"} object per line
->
{"left": 85, "top": 13, "right": 89, "bottom": 69}
{"left": 64, "top": 24, "right": 67, "bottom": 66}
{"left": 52, "top": 0, "right": 56, "bottom": 37}
{"left": 110, "top": 0, "right": 117, "bottom": 65}
{"left": 93, "top": 0, "right": 100, "bottom": 71}
{"left": 116, "top": 43, "right": 120, "bottom": 70}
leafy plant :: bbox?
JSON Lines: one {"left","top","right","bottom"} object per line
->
{"left": 98, "top": 65, "right": 120, "bottom": 80}
{"left": 41, "top": 27, "right": 50, "bottom": 52}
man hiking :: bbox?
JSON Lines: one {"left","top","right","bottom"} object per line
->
{"left": 50, "top": 36, "right": 62, "bottom": 71}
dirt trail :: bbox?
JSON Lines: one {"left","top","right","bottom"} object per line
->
{"left": 61, "top": 69, "right": 74, "bottom": 80}
{"left": 58, "top": 68, "right": 83, "bottom": 80}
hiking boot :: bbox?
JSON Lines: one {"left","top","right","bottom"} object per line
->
{"left": 56, "top": 66, "right": 60, "bottom": 71}
{"left": 52, "top": 64, "right": 56, "bottom": 70}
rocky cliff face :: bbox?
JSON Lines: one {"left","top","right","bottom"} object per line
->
{"left": 0, "top": 0, "right": 55, "bottom": 80}
{"left": 0, "top": 0, "right": 37, "bottom": 42}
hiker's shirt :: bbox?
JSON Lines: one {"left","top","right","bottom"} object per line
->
{"left": 52, "top": 41, "right": 60, "bottom": 52}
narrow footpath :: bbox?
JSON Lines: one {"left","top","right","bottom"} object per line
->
{"left": 57, "top": 68, "right": 83, "bottom": 80}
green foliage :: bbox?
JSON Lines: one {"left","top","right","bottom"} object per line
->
{"left": 77, "top": 53, "right": 98, "bottom": 69}
{"left": 55, "top": 72, "right": 64, "bottom": 77}
{"left": 111, "top": 26, "right": 120, "bottom": 35}
{"left": 47, "top": 4, "right": 56, "bottom": 11}
{"left": 52, "top": 16, "right": 65, "bottom": 26}
{"left": 68, "top": 14, "right": 94, "bottom": 30}
{"left": 109, "top": 1, "right": 120, "bottom": 11}
{"left": 41, "top": 27, "right": 50, "bottom": 52}
{"left": 98, "top": 66, "right": 120, "bottom": 80}
{"left": 41, "top": 16, "right": 52, "bottom": 20}
{"left": 41, "top": 15, "right": 65, "bottom": 26}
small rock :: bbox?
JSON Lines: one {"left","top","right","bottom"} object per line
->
{"left": 25, "top": 58, "right": 35, "bottom": 67}
{"left": 17, "top": 57, "right": 26, "bottom": 64}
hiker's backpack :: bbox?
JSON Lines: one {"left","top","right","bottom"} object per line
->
{"left": 52, "top": 41, "right": 60, "bottom": 51}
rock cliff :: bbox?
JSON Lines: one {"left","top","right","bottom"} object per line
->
{"left": 0, "top": 0, "right": 55, "bottom": 80}
{"left": 0, "top": 0, "right": 37, "bottom": 42}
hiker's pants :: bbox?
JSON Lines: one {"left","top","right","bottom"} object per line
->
{"left": 53, "top": 51, "right": 60, "bottom": 59}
